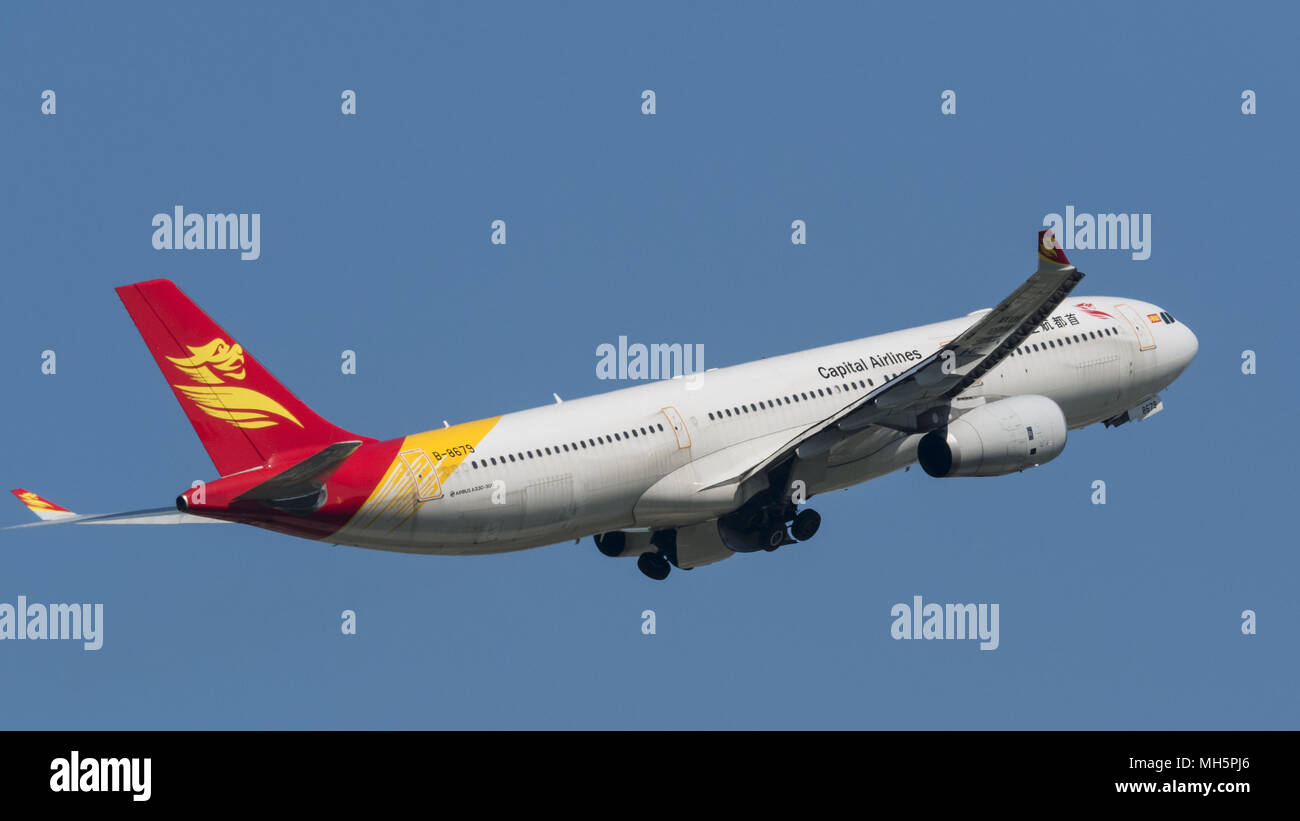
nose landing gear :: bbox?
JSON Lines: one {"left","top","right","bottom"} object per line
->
{"left": 636, "top": 528, "right": 679, "bottom": 580}
{"left": 636, "top": 552, "right": 671, "bottom": 581}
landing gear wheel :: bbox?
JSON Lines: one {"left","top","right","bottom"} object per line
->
{"left": 637, "top": 552, "right": 671, "bottom": 581}
{"left": 594, "top": 531, "right": 626, "bottom": 558}
{"left": 760, "top": 524, "right": 787, "bottom": 551}
{"left": 791, "top": 509, "right": 821, "bottom": 542}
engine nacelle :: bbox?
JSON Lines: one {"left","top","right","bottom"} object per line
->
{"left": 917, "top": 395, "right": 1067, "bottom": 478}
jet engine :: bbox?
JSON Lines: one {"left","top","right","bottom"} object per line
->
{"left": 917, "top": 395, "right": 1067, "bottom": 478}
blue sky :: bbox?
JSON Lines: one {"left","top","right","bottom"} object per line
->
{"left": 1, "top": 1, "right": 1295, "bottom": 728}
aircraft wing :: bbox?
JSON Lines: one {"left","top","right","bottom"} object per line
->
{"left": 714, "top": 230, "right": 1083, "bottom": 488}
{"left": 7, "top": 489, "right": 226, "bottom": 529}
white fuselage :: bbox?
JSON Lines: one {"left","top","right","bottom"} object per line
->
{"left": 330, "top": 296, "right": 1197, "bottom": 555}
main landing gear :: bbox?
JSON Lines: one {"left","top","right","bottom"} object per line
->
{"left": 595, "top": 505, "right": 823, "bottom": 581}
{"left": 753, "top": 507, "right": 821, "bottom": 552}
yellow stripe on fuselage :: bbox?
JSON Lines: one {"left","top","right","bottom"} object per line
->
{"left": 341, "top": 416, "right": 502, "bottom": 536}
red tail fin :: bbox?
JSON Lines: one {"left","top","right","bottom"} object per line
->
{"left": 116, "top": 279, "right": 369, "bottom": 476}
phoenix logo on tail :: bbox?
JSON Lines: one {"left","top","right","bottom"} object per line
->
{"left": 167, "top": 337, "right": 303, "bottom": 430}
{"left": 166, "top": 338, "right": 247, "bottom": 383}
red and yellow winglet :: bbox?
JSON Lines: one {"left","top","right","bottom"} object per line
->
{"left": 1037, "top": 229, "right": 1072, "bottom": 271}
{"left": 10, "top": 489, "right": 77, "bottom": 521}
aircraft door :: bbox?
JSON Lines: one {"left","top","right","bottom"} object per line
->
{"left": 398, "top": 449, "right": 444, "bottom": 501}
{"left": 661, "top": 406, "right": 692, "bottom": 449}
{"left": 1113, "top": 304, "right": 1156, "bottom": 351}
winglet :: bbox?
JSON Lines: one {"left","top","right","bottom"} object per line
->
{"left": 11, "top": 489, "right": 77, "bottom": 521}
{"left": 1038, "top": 229, "right": 1073, "bottom": 272}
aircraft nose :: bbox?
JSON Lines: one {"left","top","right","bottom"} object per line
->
{"left": 1169, "top": 321, "right": 1198, "bottom": 377}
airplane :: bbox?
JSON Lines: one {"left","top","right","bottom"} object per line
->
{"left": 9, "top": 230, "right": 1197, "bottom": 580}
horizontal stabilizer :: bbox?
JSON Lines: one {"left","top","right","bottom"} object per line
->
{"left": 233, "top": 441, "right": 363, "bottom": 502}
{"left": 6, "top": 507, "right": 228, "bottom": 529}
